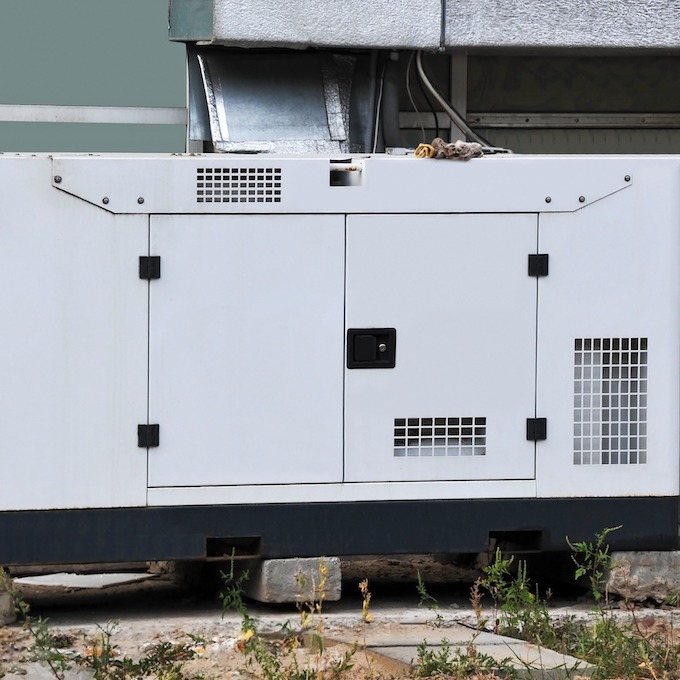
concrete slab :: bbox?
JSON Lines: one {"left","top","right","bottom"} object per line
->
{"left": 2, "top": 662, "right": 93, "bottom": 680}
{"left": 326, "top": 623, "right": 593, "bottom": 679}
{"left": 13, "top": 572, "right": 158, "bottom": 590}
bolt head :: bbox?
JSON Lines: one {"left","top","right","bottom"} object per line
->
{"left": 545, "top": 196, "right": 552, "bottom": 203}
{"left": 137, "top": 197, "right": 145, "bottom": 204}
{"left": 378, "top": 343, "right": 387, "bottom": 353}
{"left": 579, "top": 196, "right": 586, "bottom": 203}
{"left": 625, "top": 175, "right": 631, "bottom": 182}
{"left": 102, "top": 197, "right": 110, "bottom": 205}
{"left": 54, "top": 175, "right": 62, "bottom": 184}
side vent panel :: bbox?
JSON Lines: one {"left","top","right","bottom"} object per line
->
{"left": 394, "top": 417, "right": 486, "bottom": 457}
{"left": 196, "top": 167, "right": 282, "bottom": 203}
{"left": 573, "top": 337, "right": 648, "bottom": 465}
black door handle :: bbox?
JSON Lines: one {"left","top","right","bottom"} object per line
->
{"left": 347, "top": 328, "right": 396, "bottom": 368}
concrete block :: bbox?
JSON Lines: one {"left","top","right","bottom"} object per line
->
{"left": 241, "top": 557, "right": 341, "bottom": 604}
{"left": 0, "top": 576, "right": 16, "bottom": 625}
{"left": 608, "top": 551, "right": 680, "bottom": 602}
{"left": 210, "top": 0, "right": 440, "bottom": 49}
{"left": 445, "top": 0, "right": 680, "bottom": 50}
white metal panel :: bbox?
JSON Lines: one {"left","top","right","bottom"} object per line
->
{"left": 537, "top": 160, "right": 680, "bottom": 497}
{"left": 148, "top": 214, "right": 344, "bottom": 487}
{"left": 0, "top": 157, "right": 148, "bottom": 511}
{"left": 344, "top": 213, "right": 538, "bottom": 482}
{"left": 148, "top": 479, "right": 537, "bottom": 506}
{"left": 51, "top": 155, "right": 633, "bottom": 216}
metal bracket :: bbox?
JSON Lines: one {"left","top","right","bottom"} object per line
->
{"left": 526, "top": 418, "right": 547, "bottom": 442}
{"left": 139, "top": 256, "right": 161, "bottom": 280}
{"left": 528, "top": 254, "right": 549, "bottom": 277}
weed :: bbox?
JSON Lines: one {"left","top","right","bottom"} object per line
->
{"left": 567, "top": 525, "right": 621, "bottom": 603}
{"left": 415, "top": 571, "right": 443, "bottom": 627}
{"left": 413, "top": 637, "right": 513, "bottom": 679}
{"left": 219, "top": 549, "right": 255, "bottom": 634}
{"left": 358, "top": 579, "right": 373, "bottom": 623}
{"left": 221, "top": 556, "right": 359, "bottom": 680}
{"left": 11, "top": 591, "right": 72, "bottom": 680}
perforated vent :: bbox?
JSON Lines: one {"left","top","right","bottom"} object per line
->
{"left": 196, "top": 167, "right": 282, "bottom": 203}
{"left": 574, "top": 338, "right": 648, "bottom": 465}
{"left": 394, "top": 417, "right": 486, "bottom": 457}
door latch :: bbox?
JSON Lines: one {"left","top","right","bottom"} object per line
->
{"left": 347, "top": 328, "right": 396, "bottom": 368}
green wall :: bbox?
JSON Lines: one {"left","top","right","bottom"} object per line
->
{"left": 0, "top": 0, "right": 186, "bottom": 152}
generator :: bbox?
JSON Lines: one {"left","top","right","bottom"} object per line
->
{"left": 1, "top": 0, "right": 679, "bottom": 565}
{"left": 0, "top": 152, "right": 677, "bottom": 564}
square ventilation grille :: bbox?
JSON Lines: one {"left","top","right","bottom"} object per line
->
{"left": 394, "top": 417, "right": 486, "bottom": 457}
{"left": 573, "top": 338, "right": 648, "bottom": 465}
{"left": 196, "top": 167, "right": 282, "bottom": 203}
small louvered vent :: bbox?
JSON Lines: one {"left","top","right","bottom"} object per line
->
{"left": 394, "top": 417, "right": 486, "bottom": 457}
{"left": 574, "top": 338, "right": 648, "bottom": 465}
{"left": 196, "top": 167, "right": 282, "bottom": 203}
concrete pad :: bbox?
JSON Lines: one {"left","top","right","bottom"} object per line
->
{"left": 13, "top": 572, "right": 158, "bottom": 590}
{"left": 326, "top": 623, "right": 593, "bottom": 679}
{"left": 241, "top": 557, "right": 341, "bottom": 604}
{"left": 608, "top": 551, "right": 680, "bottom": 602}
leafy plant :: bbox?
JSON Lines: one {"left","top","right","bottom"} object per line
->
{"left": 416, "top": 571, "right": 443, "bottom": 627}
{"left": 567, "top": 525, "right": 621, "bottom": 602}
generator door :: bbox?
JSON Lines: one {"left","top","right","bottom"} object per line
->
{"left": 344, "top": 213, "right": 538, "bottom": 482}
{"left": 147, "top": 214, "right": 345, "bottom": 488}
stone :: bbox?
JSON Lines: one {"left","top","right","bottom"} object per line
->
{"left": 0, "top": 571, "right": 16, "bottom": 625}
{"left": 240, "top": 557, "right": 341, "bottom": 604}
{"left": 607, "top": 551, "right": 680, "bottom": 602}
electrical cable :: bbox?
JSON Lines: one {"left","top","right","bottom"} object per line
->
{"left": 413, "top": 53, "right": 440, "bottom": 139}
{"left": 372, "top": 61, "right": 387, "bottom": 153}
{"left": 415, "top": 50, "right": 491, "bottom": 146}
{"left": 406, "top": 52, "right": 426, "bottom": 143}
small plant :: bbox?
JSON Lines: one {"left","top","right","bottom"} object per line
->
{"left": 566, "top": 525, "right": 621, "bottom": 603}
{"left": 221, "top": 556, "right": 358, "bottom": 680}
{"left": 358, "top": 578, "right": 373, "bottom": 623}
{"left": 295, "top": 558, "right": 328, "bottom": 632}
{"left": 219, "top": 549, "right": 255, "bottom": 634}
{"left": 416, "top": 571, "right": 443, "bottom": 627}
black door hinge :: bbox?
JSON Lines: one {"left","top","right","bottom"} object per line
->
{"left": 526, "top": 418, "right": 547, "bottom": 441}
{"left": 138, "top": 424, "right": 160, "bottom": 448}
{"left": 528, "top": 254, "right": 549, "bottom": 277}
{"left": 139, "top": 256, "right": 161, "bottom": 280}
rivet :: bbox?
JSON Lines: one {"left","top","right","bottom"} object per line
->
{"left": 102, "top": 197, "right": 110, "bottom": 205}
{"left": 545, "top": 196, "right": 552, "bottom": 203}
{"left": 579, "top": 196, "right": 586, "bottom": 203}
{"left": 625, "top": 175, "right": 631, "bottom": 182}
{"left": 54, "top": 175, "right": 62, "bottom": 184}
{"left": 137, "top": 197, "right": 145, "bottom": 204}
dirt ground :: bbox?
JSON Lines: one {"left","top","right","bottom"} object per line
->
{"left": 2, "top": 555, "right": 679, "bottom": 680}
{"left": 0, "top": 558, "right": 470, "bottom": 679}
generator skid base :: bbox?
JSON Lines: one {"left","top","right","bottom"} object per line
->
{"left": 0, "top": 153, "right": 677, "bottom": 565}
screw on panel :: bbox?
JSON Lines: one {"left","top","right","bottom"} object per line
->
{"left": 137, "top": 197, "right": 145, "bottom": 204}
{"left": 53, "top": 175, "right": 62, "bottom": 184}
{"left": 102, "top": 197, "right": 110, "bottom": 205}
{"left": 545, "top": 196, "right": 552, "bottom": 203}
{"left": 378, "top": 343, "right": 387, "bottom": 353}
{"left": 579, "top": 196, "right": 586, "bottom": 203}
{"left": 625, "top": 175, "right": 631, "bottom": 181}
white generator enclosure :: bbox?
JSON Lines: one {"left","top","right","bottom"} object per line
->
{"left": 1, "top": 153, "right": 678, "bottom": 564}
